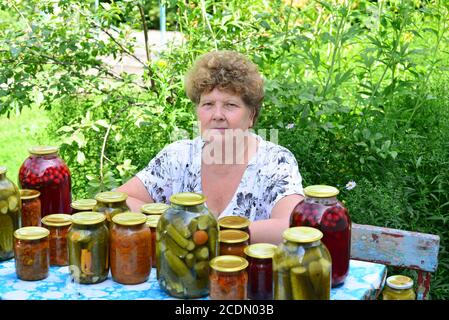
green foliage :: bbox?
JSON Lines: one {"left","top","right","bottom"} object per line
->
{"left": 1, "top": 0, "right": 449, "bottom": 298}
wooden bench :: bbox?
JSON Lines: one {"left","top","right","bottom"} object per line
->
{"left": 351, "top": 223, "right": 440, "bottom": 300}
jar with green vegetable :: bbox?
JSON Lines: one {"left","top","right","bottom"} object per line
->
{"left": 156, "top": 192, "right": 219, "bottom": 299}
{"left": 93, "top": 191, "right": 130, "bottom": 228}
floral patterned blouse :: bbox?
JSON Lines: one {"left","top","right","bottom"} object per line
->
{"left": 136, "top": 134, "right": 304, "bottom": 221}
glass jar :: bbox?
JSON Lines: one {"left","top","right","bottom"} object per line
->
{"left": 93, "top": 191, "right": 130, "bottom": 228}
{"left": 0, "top": 166, "right": 21, "bottom": 261}
{"left": 68, "top": 212, "right": 109, "bottom": 284}
{"left": 273, "top": 227, "right": 332, "bottom": 300}
{"left": 219, "top": 229, "right": 249, "bottom": 257}
{"left": 244, "top": 243, "right": 277, "bottom": 300}
{"left": 209, "top": 255, "right": 248, "bottom": 300}
{"left": 382, "top": 275, "right": 416, "bottom": 300}
{"left": 141, "top": 203, "right": 170, "bottom": 216}
{"left": 13, "top": 226, "right": 50, "bottom": 281}
{"left": 290, "top": 185, "right": 350, "bottom": 287}
{"left": 110, "top": 212, "right": 152, "bottom": 284}
{"left": 18, "top": 146, "right": 72, "bottom": 216}
{"left": 146, "top": 215, "right": 161, "bottom": 268}
{"left": 156, "top": 192, "right": 219, "bottom": 299}
{"left": 41, "top": 214, "right": 72, "bottom": 266}
{"left": 71, "top": 199, "right": 97, "bottom": 214}
{"left": 20, "top": 189, "right": 41, "bottom": 227}
{"left": 218, "top": 216, "right": 251, "bottom": 242}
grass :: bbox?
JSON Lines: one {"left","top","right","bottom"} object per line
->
{"left": 0, "top": 106, "right": 60, "bottom": 181}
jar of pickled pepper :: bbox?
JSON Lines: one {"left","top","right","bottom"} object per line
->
{"left": 71, "top": 199, "right": 97, "bottom": 214}
{"left": 273, "top": 227, "right": 332, "bottom": 300}
{"left": 157, "top": 192, "right": 219, "bottom": 299}
{"left": 41, "top": 214, "right": 72, "bottom": 266}
{"left": 219, "top": 229, "right": 249, "bottom": 257}
{"left": 20, "top": 189, "right": 41, "bottom": 227}
{"left": 68, "top": 212, "right": 109, "bottom": 284}
{"left": 244, "top": 243, "right": 277, "bottom": 300}
{"left": 13, "top": 226, "right": 50, "bottom": 281}
{"left": 218, "top": 216, "right": 251, "bottom": 242}
{"left": 0, "top": 166, "right": 21, "bottom": 261}
{"left": 18, "top": 146, "right": 72, "bottom": 216}
{"left": 141, "top": 203, "right": 170, "bottom": 216}
{"left": 93, "top": 191, "right": 130, "bottom": 228}
{"left": 111, "top": 212, "right": 152, "bottom": 284}
{"left": 382, "top": 275, "right": 416, "bottom": 300}
{"left": 209, "top": 255, "right": 249, "bottom": 300}
{"left": 146, "top": 215, "right": 161, "bottom": 268}
{"left": 290, "top": 185, "right": 350, "bottom": 287}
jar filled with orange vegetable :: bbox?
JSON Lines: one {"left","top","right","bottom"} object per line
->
{"left": 13, "top": 226, "right": 50, "bottom": 281}
{"left": 20, "top": 189, "right": 41, "bottom": 227}
{"left": 219, "top": 230, "right": 249, "bottom": 257}
{"left": 41, "top": 214, "right": 72, "bottom": 266}
{"left": 146, "top": 215, "right": 161, "bottom": 268}
{"left": 111, "top": 212, "right": 152, "bottom": 284}
{"left": 71, "top": 199, "right": 97, "bottom": 214}
{"left": 209, "top": 255, "right": 248, "bottom": 300}
{"left": 218, "top": 216, "right": 251, "bottom": 242}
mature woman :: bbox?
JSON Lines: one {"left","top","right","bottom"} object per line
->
{"left": 117, "top": 50, "right": 304, "bottom": 244}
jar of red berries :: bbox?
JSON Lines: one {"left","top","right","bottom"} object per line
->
{"left": 290, "top": 185, "right": 351, "bottom": 287}
{"left": 18, "top": 146, "right": 72, "bottom": 217}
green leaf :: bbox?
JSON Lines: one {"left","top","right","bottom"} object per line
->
{"left": 76, "top": 150, "right": 86, "bottom": 164}
{"left": 95, "top": 119, "right": 109, "bottom": 128}
{"left": 57, "top": 126, "right": 74, "bottom": 133}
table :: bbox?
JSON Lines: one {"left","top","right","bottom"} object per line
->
{"left": 0, "top": 259, "right": 386, "bottom": 300}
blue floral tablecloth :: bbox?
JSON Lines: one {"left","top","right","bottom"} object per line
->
{"left": 0, "top": 259, "right": 386, "bottom": 300}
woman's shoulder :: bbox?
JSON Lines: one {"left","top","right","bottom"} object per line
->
{"left": 159, "top": 137, "right": 201, "bottom": 155}
{"left": 257, "top": 135, "right": 298, "bottom": 165}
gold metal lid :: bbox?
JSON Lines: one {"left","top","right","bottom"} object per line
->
{"left": 244, "top": 243, "right": 277, "bottom": 259}
{"left": 14, "top": 227, "right": 49, "bottom": 240}
{"left": 386, "top": 275, "right": 414, "bottom": 290}
{"left": 28, "top": 146, "right": 59, "bottom": 155}
{"left": 71, "top": 199, "right": 97, "bottom": 210}
{"left": 283, "top": 227, "right": 323, "bottom": 243}
{"left": 210, "top": 255, "right": 249, "bottom": 273}
{"left": 304, "top": 185, "right": 339, "bottom": 198}
{"left": 218, "top": 216, "right": 250, "bottom": 229}
{"left": 219, "top": 229, "right": 249, "bottom": 244}
{"left": 112, "top": 212, "right": 147, "bottom": 226}
{"left": 95, "top": 191, "right": 128, "bottom": 203}
{"left": 146, "top": 215, "right": 161, "bottom": 228}
{"left": 170, "top": 192, "right": 206, "bottom": 206}
{"left": 0, "top": 166, "right": 7, "bottom": 175}
{"left": 42, "top": 214, "right": 72, "bottom": 227}
{"left": 141, "top": 203, "right": 170, "bottom": 215}
{"left": 20, "top": 189, "right": 41, "bottom": 200}
{"left": 71, "top": 212, "right": 106, "bottom": 225}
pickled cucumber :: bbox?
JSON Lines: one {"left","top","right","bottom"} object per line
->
{"left": 185, "top": 253, "right": 195, "bottom": 268}
{"left": 166, "top": 224, "right": 190, "bottom": 249}
{"left": 207, "top": 227, "right": 218, "bottom": 256}
{"left": 165, "top": 250, "right": 190, "bottom": 277}
{"left": 0, "top": 200, "right": 7, "bottom": 214}
{"left": 197, "top": 215, "right": 211, "bottom": 230}
{"left": 166, "top": 236, "right": 188, "bottom": 259}
{"left": 7, "top": 195, "right": 18, "bottom": 212}
{"left": 274, "top": 271, "right": 292, "bottom": 300}
{"left": 290, "top": 266, "right": 315, "bottom": 300}
{"left": 172, "top": 217, "right": 191, "bottom": 238}
{"left": 0, "top": 214, "right": 13, "bottom": 253}
{"left": 194, "top": 246, "right": 209, "bottom": 261}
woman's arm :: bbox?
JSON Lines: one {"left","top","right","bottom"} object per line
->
{"left": 249, "top": 194, "right": 304, "bottom": 245}
{"left": 116, "top": 176, "right": 154, "bottom": 212}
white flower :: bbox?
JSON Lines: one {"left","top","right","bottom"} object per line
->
{"left": 286, "top": 123, "right": 295, "bottom": 129}
{"left": 345, "top": 180, "right": 357, "bottom": 191}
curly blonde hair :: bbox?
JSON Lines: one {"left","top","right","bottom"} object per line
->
{"left": 184, "top": 50, "right": 264, "bottom": 124}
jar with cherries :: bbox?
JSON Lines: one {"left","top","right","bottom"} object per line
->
{"left": 290, "top": 185, "right": 351, "bottom": 287}
{"left": 18, "top": 146, "right": 72, "bottom": 216}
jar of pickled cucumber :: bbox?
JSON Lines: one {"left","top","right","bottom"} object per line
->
{"left": 20, "top": 189, "right": 41, "bottom": 227}
{"left": 41, "top": 214, "right": 72, "bottom": 266}
{"left": 219, "top": 229, "right": 249, "bottom": 257}
{"left": 209, "top": 255, "right": 249, "bottom": 300}
{"left": 13, "top": 226, "right": 50, "bottom": 281}
{"left": 141, "top": 203, "right": 169, "bottom": 216}
{"left": 111, "top": 212, "right": 152, "bottom": 284}
{"left": 18, "top": 146, "right": 72, "bottom": 216}
{"left": 218, "top": 216, "right": 251, "bottom": 242}
{"left": 0, "top": 166, "right": 21, "bottom": 261}
{"left": 273, "top": 227, "right": 332, "bottom": 300}
{"left": 244, "top": 243, "right": 277, "bottom": 300}
{"left": 156, "top": 192, "right": 219, "bottom": 299}
{"left": 290, "top": 185, "right": 350, "bottom": 287}
{"left": 71, "top": 199, "right": 97, "bottom": 214}
{"left": 93, "top": 191, "right": 130, "bottom": 228}
{"left": 382, "top": 275, "right": 416, "bottom": 300}
{"left": 68, "top": 212, "right": 109, "bottom": 284}
{"left": 146, "top": 215, "right": 161, "bottom": 268}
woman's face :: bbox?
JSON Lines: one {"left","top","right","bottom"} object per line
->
{"left": 196, "top": 88, "right": 254, "bottom": 137}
